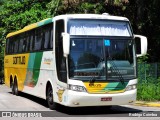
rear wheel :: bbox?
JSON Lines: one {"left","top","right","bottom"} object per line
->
{"left": 11, "top": 86, "right": 15, "bottom": 95}
{"left": 14, "top": 81, "right": 19, "bottom": 96}
{"left": 12, "top": 80, "right": 19, "bottom": 96}
{"left": 46, "top": 85, "right": 57, "bottom": 110}
{"left": 11, "top": 81, "right": 15, "bottom": 95}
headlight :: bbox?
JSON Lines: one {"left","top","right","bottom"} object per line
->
{"left": 68, "top": 84, "right": 87, "bottom": 92}
{"left": 125, "top": 84, "right": 137, "bottom": 91}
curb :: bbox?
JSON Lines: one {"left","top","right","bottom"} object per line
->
{"left": 135, "top": 101, "right": 160, "bottom": 107}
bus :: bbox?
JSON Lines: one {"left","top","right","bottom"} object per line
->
{"left": 4, "top": 14, "right": 147, "bottom": 110}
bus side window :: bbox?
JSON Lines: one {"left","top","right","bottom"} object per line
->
{"left": 35, "top": 27, "right": 43, "bottom": 51}
{"left": 10, "top": 38, "right": 14, "bottom": 54}
{"left": 44, "top": 24, "right": 53, "bottom": 50}
{"left": 13, "top": 38, "right": 19, "bottom": 54}
{"left": 55, "top": 20, "right": 67, "bottom": 83}
{"left": 49, "top": 26, "right": 53, "bottom": 49}
{"left": 25, "top": 33, "right": 30, "bottom": 52}
{"left": 44, "top": 25, "right": 50, "bottom": 49}
{"left": 29, "top": 30, "right": 35, "bottom": 52}
{"left": 5, "top": 38, "right": 9, "bottom": 54}
{"left": 19, "top": 35, "right": 24, "bottom": 53}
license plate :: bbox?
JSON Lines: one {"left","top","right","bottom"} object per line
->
{"left": 101, "top": 97, "right": 112, "bottom": 101}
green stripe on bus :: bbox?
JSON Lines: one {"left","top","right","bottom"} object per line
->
{"left": 115, "top": 82, "right": 128, "bottom": 90}
{"left": 28, "top": 53, "right": 36, "bottom": 68}
{"left": 25, "top": 53, "right": 36, "bottom": 87}
{"left": 103, "top": 81, "right": 128, "bottom": 91}
{"left": 44, "top": 18, "right": 52, "bottom": 24}
{"left": 25, "top": 52, "right": 43, "bottom": 87}
{"left": 37, "top": 18, "right": 52, "bottom": 27}
{"left": 32, "top": 52, "right": 43, "bottom": 85}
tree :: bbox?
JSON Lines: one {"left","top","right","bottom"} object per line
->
{"left": 0, "top": 0, "right": 51, "bottom": 33}
{"left": 0, "top": 0, "right": 51, "bottom": 73}
{"left": 47, "top": 0, "right": 129, "bottom": 15}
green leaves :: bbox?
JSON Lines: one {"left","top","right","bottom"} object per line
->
{"left": 0, "top": 0, "right": 50, "bottom": 32}
{"left": 78, "top": 2, "right": 103, "bottom": 13}
{"left": 0, "top": 0, "right": 51, "bottom": 72}
{"left": 46, "top": 0, "right": 61, "bottom": 16}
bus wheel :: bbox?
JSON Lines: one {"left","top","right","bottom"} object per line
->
{"left": 47, "top": 86, "right": 57, "bottom": 110}
{"left": 11, "top": 81, "right": 15, "bottom": 95}
{"left": 13, "top": 80, "right": 19, "bottom": 96}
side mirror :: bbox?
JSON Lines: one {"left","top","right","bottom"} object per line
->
{"left": 134, "top": 35, "right": 148, "bottom": 57}
{"left": 62, "top": 33, "right": 70, "bottom": 57}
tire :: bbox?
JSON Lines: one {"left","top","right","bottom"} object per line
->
{"left": 14, "top": 81, "right": 19, "bottom": 96}
{"left": 12, "top": 80, "right": 19, "bottom": 96}
{"left": 11, "top": 81, "right": 15, "bottom": 95}
{"left": 46, "top": 86, "right": 57, "bottom": 110}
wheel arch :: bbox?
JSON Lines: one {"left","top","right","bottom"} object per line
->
{"left": 46, "top": 81, "right": 52, "bottom": 99}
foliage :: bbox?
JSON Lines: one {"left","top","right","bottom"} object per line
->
{"left": 137, "top": 83, "right": 160, "bottom": 101}
{"left": 0, "top": 0, "right": 51, "bottom": 73}
{"left": 137, "top": 54, "right": 149, "bottom": 63}
{"left": 46, "top": 0, "right": 129, "bottom": 15}
{"left": 46, "top": 0, "right": 61, "bottom": 16}
{"left": 137, "top": 62, "right": 160, "bottom": 101}
{"left": 0, "top": 0, "right": 50, "bottom": 33}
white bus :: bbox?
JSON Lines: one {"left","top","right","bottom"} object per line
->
{"left": 4, "top": 14, "right": 147, "bottom": 110}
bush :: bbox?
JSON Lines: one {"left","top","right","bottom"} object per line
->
{"left": 137, "top": 62, "right": 160, "bottom": 101}
{"left": 137, "top": 82, "right": 160, "bottom": 101}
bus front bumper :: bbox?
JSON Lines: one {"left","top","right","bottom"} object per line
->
{"left": 65, "top": 89, "right": 137, "bottom": 107}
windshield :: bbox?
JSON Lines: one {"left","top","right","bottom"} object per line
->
{"left": 68, "top": 38, "right": 136, "bottom": 81}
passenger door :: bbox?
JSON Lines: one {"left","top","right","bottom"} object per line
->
{"left": 55, "top": 19, "right": 67, "bottom": 88}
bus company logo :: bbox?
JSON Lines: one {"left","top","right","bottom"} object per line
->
{"left": 56, "top": 89, "right": 65, "bottom": 102}
{"left": 44, "top": 58, "right": 53, "bottom": 65}
{"left": 13, "top": 56, "right": 25, "bottom": 65}
{"left": 89, "top": 83, "right": 102, "bottom": 88}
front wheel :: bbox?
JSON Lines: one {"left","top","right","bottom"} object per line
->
{"left": 46, "top": 86, "right": 57, "bottom": 110}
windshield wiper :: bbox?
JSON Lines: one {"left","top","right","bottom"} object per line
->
{"left": 108, "top": 59, "right": 125, "bottom": 85}
{"left": 89, "top": 57, "right": 104, "bottom": 85}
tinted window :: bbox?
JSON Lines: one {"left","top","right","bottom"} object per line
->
{"left": 13, "top": 38, "right": 19, "bottom": 53}
{"left": 6, "top": 23, "right": 53, "bottom": 55}
{"left": 35, "top": 28, "right": 43, "bottom": 51}
{"left": 19, "top": 36, "right": 24, "bottom": 53}
{"left": 44, "top": 24, "right": 53, "bottom": 50}
{"left": 29, "top": 30, "right": 35, "bottom": 52}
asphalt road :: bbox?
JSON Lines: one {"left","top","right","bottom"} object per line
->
{"left": 0, "top": 84, "right": 160, "bottom": 120}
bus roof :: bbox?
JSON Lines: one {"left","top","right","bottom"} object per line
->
{"left": 54, "top": 13, "right": 129, "bottom": 21}
{"left": 6, "top": 14, "right": 129, "bottom": 38}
